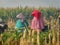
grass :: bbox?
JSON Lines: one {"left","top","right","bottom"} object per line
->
{"left": 0, "top": 27, "right": 59, "bottom": 45}
{"left": 0, "top": 7, "right": 60, "bottom": 45}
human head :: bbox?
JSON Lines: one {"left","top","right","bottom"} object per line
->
{"left": 16, "top": 13, "right": 25, "bottom": 19}
{"left": 32, "top": 9, "right": 41, "bottom": 19}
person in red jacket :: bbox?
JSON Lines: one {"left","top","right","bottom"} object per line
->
{"left": 31, "top": 9, "right": 44, "bottom": 31}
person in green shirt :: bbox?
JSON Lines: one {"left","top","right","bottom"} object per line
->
{"left": 15, "top": 13, "right": 29, "bottom": 33}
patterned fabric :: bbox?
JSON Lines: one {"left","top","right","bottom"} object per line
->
{"left": 31, "top": 17, "right": 44, "bottom": 30}
{"left": 31, "top": 10, "right": 44, "bottom": 30}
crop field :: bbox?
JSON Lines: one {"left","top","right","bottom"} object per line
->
{"left": 0, "top": 7, "right": 60, "bottom": 45}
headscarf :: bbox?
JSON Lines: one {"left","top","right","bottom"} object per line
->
{"left": 32, "top": 9, "right": 41, "bottom": 20}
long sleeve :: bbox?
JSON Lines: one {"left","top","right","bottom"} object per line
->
{"left": 24, "top": 20, "right": 29, "bottom": 27}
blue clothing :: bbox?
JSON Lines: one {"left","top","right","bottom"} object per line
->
{"left": 15, "top": 19, "right": 28, "bottom": 34}
{"left": 15, "top": 19, "right": 28, "bottom": 29}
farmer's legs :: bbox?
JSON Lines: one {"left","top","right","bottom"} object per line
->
{"left": 31, "top": 29, "right": 41, "bottom": 45}
{"left": 37, "top": 29, "right": 41, "bottom": 45}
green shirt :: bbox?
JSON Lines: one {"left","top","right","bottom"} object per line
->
{"left": 15, "top": 19, "right": 28, "bottom": 29}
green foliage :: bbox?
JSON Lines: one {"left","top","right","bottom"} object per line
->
{"left": 0, "top": 7, "right": 59, "bottom": 22}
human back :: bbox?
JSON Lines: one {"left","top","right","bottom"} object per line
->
{"left": 15, "top": 13, "right": 29, "bottom": 33}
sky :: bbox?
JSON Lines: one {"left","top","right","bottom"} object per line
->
{"left": 0, "top": 0, "right": 60, "bottom": 8}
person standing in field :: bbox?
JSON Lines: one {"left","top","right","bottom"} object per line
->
{"left": 15, "top": 13, "right": 29, "bottom": 33}
{"left": 31, "top": 9, "right": 45, "bottom": 45}
{"left": 31, "top": 9, "right": 44, "bottom": 31}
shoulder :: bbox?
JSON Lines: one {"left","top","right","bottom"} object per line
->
{"left": 16, "top": 19, "right": 21, "bottom": 22}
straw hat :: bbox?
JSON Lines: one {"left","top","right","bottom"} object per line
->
{"left": 16, "top": 13, "right": 25, "bottom": 19}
